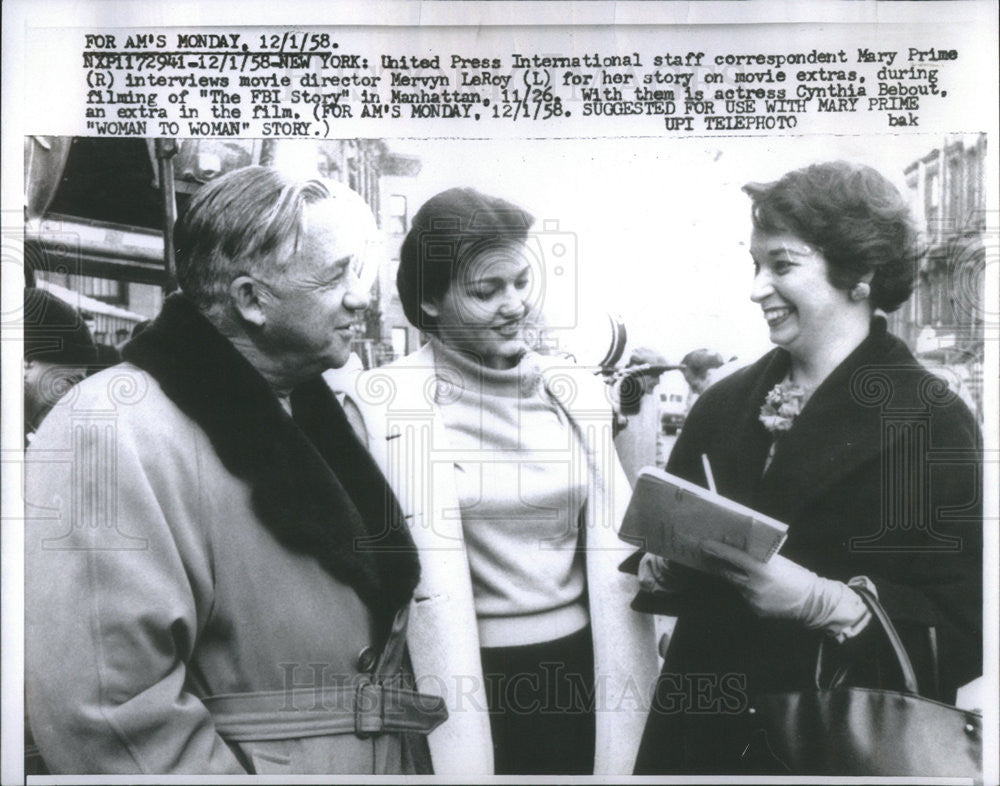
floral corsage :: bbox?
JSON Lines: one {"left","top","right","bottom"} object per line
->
{"left": 759, "top": 379, "right": 808, "bottom": 433}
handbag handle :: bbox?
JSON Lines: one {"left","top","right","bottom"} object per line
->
{"left": 815, "top": 585, "right": 919, "bottom": 695}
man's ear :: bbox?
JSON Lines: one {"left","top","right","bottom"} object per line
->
{"left": 229, "top": 275, "right": 268, "bottom": 327}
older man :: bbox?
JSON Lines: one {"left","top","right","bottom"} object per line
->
{"left": 24, "top": 167, "right": 444, "bottom": 775}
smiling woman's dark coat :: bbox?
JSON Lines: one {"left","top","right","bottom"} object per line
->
{"left": 633, "top": 317, "right": 982, "bottom": 774}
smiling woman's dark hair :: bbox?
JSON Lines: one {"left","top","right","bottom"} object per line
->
{"left": 743, "top": 161, "right": 918, "bottom": 313}
{"left": 396, "top": 188, "right": 534, "bottom": 334}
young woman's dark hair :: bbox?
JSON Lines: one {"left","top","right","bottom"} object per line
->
{"left": 396, "top": 187, "right": 534, "bottom": 333}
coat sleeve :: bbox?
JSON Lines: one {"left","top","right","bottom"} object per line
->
{"left": 24, "top": 398, "right": 247, "bottom": 775}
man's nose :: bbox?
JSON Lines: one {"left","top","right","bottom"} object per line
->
{"left": 343, "top": 272, "right": 370, "bottom": 311}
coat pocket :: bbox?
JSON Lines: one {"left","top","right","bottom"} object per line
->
{"left": 249, "top": 744, "right": 292, "bottom": 774}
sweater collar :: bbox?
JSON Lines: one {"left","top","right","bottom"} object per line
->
{"left": 429, "top": 336, "right": 543, "bottom": 399}
{"left": 123, "top": 294, "right": 420, "bottom": 634}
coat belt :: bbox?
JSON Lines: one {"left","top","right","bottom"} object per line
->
{"left": 204, "top": 680, "right": 448, "bottom": 742}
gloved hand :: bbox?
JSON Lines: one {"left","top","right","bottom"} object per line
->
{"left": 637, "top": 554, "right": 691, "bottom": 595}
{"left": 699, "top": 540, "right": 864, "bottom": 633}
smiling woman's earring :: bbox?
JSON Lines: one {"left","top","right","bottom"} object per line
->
{"left": 850, "top": 282, "right": 871, "bottom": 302}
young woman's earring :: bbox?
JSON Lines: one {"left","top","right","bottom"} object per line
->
{"left": 850, "top": 282, "right": 871, "bottom": 302}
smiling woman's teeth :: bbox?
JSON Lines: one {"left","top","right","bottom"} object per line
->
{"left": 764, "top": 307, "right": 793, "bottom": 327}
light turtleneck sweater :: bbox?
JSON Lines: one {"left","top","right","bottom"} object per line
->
{"left": 430, "top": 338, "right": 589, "bottom": 647}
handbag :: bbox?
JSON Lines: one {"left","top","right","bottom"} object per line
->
{"left": 747, "top": 586, "right": 982, "bottom": 779}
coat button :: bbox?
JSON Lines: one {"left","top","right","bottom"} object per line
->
{"left": 356, "top": 646, "right": 378, "bottom": 673}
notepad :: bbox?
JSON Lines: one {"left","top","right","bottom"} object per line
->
{"left": 619, "top": 466, "right": 788, "bottom": 571}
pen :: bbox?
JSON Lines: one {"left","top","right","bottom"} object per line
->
{"left": 701, "top": 454, "right": 717, "bottom": 494}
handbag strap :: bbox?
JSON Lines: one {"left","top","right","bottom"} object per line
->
{"left": 926, "top": 626, "right": 941, "bottom": 701}
{"left": 815, "top": 585, "right": 919, "bottom": 695}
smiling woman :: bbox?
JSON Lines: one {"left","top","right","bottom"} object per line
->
{"left": 748, "top": 230, "right": 871, "bottom": 391}
{"left": 632, "top": 161, "right": 983, "bottom": 776}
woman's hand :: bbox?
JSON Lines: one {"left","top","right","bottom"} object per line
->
{"left": 637, "top": 554, "right": 692, "bottom": 596}
{"left": 699, "top": 540, "right": 865, "bottom": 634}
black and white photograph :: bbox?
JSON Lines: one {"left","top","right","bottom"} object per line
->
{"left": 2, "top": 2, "right": 997, "bottom": 783}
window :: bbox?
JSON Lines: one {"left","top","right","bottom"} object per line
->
{"left": 388, "top": 194, "right": 408, "bottom": 235}
{"left": 72, "top": 275, "right": 124, "bottom": 303}
{"left": 391, "top": 327, "right": 409, "bottom": 359}
{"left": 948, "top": 157, "right": 963, "bottom": 221}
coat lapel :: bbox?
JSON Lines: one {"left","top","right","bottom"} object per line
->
{"left": 366, "top": 345, "right": 475, "bottom": 595}
{"left": 290, "top": 378, "right": 421, "bottom": 620}
{"left": 676, "top": 348, "right": 787, "bottom": 501}
{"left": 756, "top": 321, "right": 910, "bottom": 526}
{"left": 123, "top": 294, "right": 419, "bottom": 632}
{"left": 718, "top": 349, "right": 788, "bottom": 503}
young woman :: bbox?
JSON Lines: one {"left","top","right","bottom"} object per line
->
{"left": 358, "top": 188, "right": 658, "bottom": 776}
